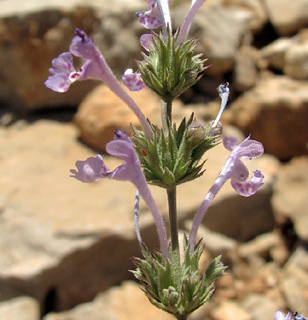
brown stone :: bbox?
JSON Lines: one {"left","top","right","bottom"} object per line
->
{"left": 272, "top": 157, "right": 308, "bottom": 241}
{"left": 44, "top": 281, "right": 174, "bottom": 320}
{"left": 223, "top": 75, "right": 308, "bottom": 160}
{"left": 73, "top": 84, "right": 162, "bottom": 151}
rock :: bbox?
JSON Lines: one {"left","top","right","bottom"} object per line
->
{"left": 221, "top": 0, "right": 268, "bottom": 32}
{"left": 0, "top": 117, "right": 278, "bottom": 314}
{"left": 223, "top": 75, "right": 308, "bottom": 160}
{"left": 0, "top": 119, "right": 162, "bottom": 312}
{"left": 284, "top": 36, "right": 308, "bottom": 80}
{"left": 73, "top": 84, "right": 163, "bottom": 151}
{"left": 0, "top": 0, "right": 145, "bottom": 110}
{"left": 238, "top": 232, "right": 281, "bottom": 259}
{"left": 43, "top": 281, "right": 174, "bottom": 320}
{"left": 259, "top": 30, "right": 308, "bottom": 79}
{"left": 259, "top": 38, "right": 293, "bottom": 71}
{"left": 233, "top": 45, "right": 258, "bottom": 91}
{"left": 172, "top": 3, "right": 249, "bottom": 75}
{"left": 185, "top": 223, "right": 238, "bottom": 259}
{"left": 241, "top": 293, "right": 280, "bottom": 320}
{"left": 211, "top": 300, "right": 252, "bottom": 320}
{"left": 0, "top": 296, "right": 40, "bottom": 320}
{"left": 263, "top": 0, "right": 308, "bottom": 35}
{"left": 272, "top": 157, "right": 308, "bottom": 241}
{"left": 281, "top": 247, "right": 308, "bottom": 315}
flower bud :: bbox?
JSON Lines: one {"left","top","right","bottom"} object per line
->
{"left": 137, "top": 32, "right": 207, "bottom": 102}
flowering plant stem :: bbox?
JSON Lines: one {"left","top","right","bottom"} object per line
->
{"left": 167, "top": 185, "right": 179, "bottom": 252}
{"left": 161, "top": 99, "right": 173, "bottom": 133}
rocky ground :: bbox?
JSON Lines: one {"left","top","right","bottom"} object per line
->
{"left": 0, "top": 0, "right": 307, "bottom": 319}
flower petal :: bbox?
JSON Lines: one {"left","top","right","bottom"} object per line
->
{"left": 140, "top": 33, "right": 154, "bottom": 51}
{"left": 50, "top": 52, "right": 75, "bottom": 75}
{"left": 223, "top": 136, "right": 239, "bottom": 152}
{"left": 105, "top": 131, "right": 137, "bottom": 162}
{"left": 69, "top": 28, "right": 97, "bottom": 59}
{"left": 230, "top": 159, "right": 249, "bottom": 182}
{"left": 44, "top": 52, "right": 79, "bottom": 92}
{"left": 70, "top": 155, "right": 110, "bottom": 183}
{"left": 136, "top": 7, "right": 162, "bottom": 29}
{"left": 122, "top": 69, "right": 146, "bottom": 91}
{"left": 236, "top": 138, "right": 264, "bottom": 159}
{"left": 231, "top": 169, "right": 264, "bottom": 197}
{"left": 45, "top": 72, "right": 74, "bottom": 93}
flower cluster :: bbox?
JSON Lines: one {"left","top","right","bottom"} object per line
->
{"left": 46, "top": 0, "right": 266, "bottom": 318}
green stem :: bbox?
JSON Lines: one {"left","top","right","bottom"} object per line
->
{"left": 167, "top": 185, "right": 179, "bottom": 251}
{"left": 175, "top": 314, "right": 188, "bottom": 320}
{"left": 161, "top": 99, "right": 173, "bottom": 134}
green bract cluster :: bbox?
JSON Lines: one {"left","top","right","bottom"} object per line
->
{"left": 131, "top": 238, "right": 226, "bottom": 319}
{"left": 138, "top": 32, "right": 207, "bottom": 102}
{"left": 131, "top": 114, "right": 220, "bottom": 188}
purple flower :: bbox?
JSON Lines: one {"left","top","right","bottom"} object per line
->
{"left": 122, "top": 69, "right": 146, "bottom": 91}
{"left": 140, "top": 34, "right": 154, "bottom": 51}
{"left": 45, "top": 29, "right": 151, "bottom": 138}
{"left": 70, "top": 155, "right": 110, "bottom": 183}
{"left": 274, "top": 311, "right": 293, "bottom": 320}
{"left": 137, "top": 0, "right": 207, "bottom": 44}
{"left": 70, "top": 130, "right": 168, "bottom": 258}
{"left": 223, "top": 136, "right": 264, "bottom": 197}
{"left": 136, "top": 3, "right": 162, "bottom": 30}
{"left": 189, "top": 135, "right": 264, "bottom": 250}
{"left": 137, "top": 0, "right": 171, "bottom": 37}
{"left": 45, "top": 52, "right": 80, "bottom": 93}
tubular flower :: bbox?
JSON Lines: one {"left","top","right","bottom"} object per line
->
{"left": 70, "top": 130, "right": 168, "bottom": 259}
{"left": 45, "top": 29, "right": 151, "bottom": 138}
{"left": 189, "top": 135, "right": 264, "bottom": 249}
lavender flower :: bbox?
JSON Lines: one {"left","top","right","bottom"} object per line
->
{"left": 70, "top": 130, "right": 168, "bottom": 258}
{"left": 137, "top": 0, "right": 206, "bottom": 44}
{"left": 45, "top": 29, "right": 151, "bottom": 138}
{"left": 122, "top": 69, "right": 146, "bottom": 91}
{"left": 189, "top": 135, "right": 264, "bottom": 249}
{"left": 136, "top": 0, "right": 163, "bottom": 30}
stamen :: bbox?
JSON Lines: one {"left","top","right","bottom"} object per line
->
{"left": 212, "top": 82, "right": 229, "bottom": 128}
{"left": 114, "top": 129, "right": 121, "bottom": 138}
